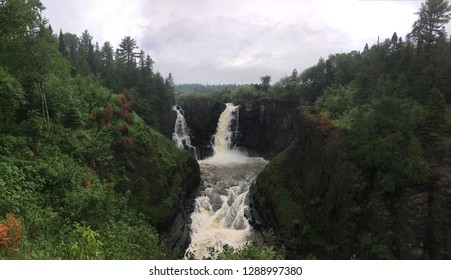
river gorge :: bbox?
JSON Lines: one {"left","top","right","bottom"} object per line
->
{"left": 167, "top": 98, "right": 451, "bottom": 260}
{"left": 172, "top": 103, "right": 267, "bottom": 258}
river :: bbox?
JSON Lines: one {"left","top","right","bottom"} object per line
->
{"left": 172, "top": 103, "right": 267, "bottom": 259}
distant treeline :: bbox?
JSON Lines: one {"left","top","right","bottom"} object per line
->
{"left": 175, "top": 83, "right": 241, "bottom": 94}
{"left": 177, "top": 0, "right": 451, "bottom": 195}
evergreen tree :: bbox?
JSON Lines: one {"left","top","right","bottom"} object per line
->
{"left": 77, "top": 30, "right": 93, "bottom": 75}
{"left": 58, "top": 29, "right": 68, "bottom": 57}
{"left": 116, "top": 36, "right": 139, "bottom": 68}
{"left": 260, "top": 75, "right": 272, "bottom": 93}
{"left": 116, "top": 36, "right": 139, "bottom": 88}
{"left": 409, "top": 0, "right": 451, "bottom": 49}
{"left": 165, "top": 72, "right": 176, "bottom": 104}
{"left": 62, "top": 32, "right": 79, "bottom": 74}
{"left": 421, "top": 86, "right": 446, "bottom": 146}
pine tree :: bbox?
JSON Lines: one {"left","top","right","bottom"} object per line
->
{"left": 421, "top": 86, "right": 446, "bottom": 146}
{"left": 116, "top": 36, "right": 139, "bottom": 69}
{"left": 116, "top": 36, "right": 139, "bottom": 88}
{"left": 409, "top": 0, "right": 451, "bottom": 49}
{"left": 100, "top": 41, "right": 115, "bottom": 90}
{"left": 78, "top": 30, "right": 93, "bottom": 75}
{"left": 58, "top": 29, "right": 68, "bottom": 57}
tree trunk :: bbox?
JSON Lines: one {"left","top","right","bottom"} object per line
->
{"left": 37, "top": 82, "right": 50, "bottom": 129}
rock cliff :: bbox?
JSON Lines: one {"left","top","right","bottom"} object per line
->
{"left": 178, "top": 98, "right": 226, "bottom": 159}
{"left": 176, "top": 98, "right": 297, "bottom": 160}
{"left": 237, "top": 98, "right": 297, "bottom": 159}
{"left": 249, "top": 106, "right": 451, "bottom": 259}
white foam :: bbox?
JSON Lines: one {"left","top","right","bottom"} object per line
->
{"left": 199, "top": 150, "right": 252, "bottom": 165}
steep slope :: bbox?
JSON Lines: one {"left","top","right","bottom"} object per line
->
{"left": 113, "top": 113, "right": 200, "bottom": 230}
{"left": 250, "top": 106, "right": 451, "bottom": 259}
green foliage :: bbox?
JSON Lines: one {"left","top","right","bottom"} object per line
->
{"left": 0, "top": 0, "right": 192, "bottom": 261}
{"left": 420, "top": 86, "right": 447, "bottom": 146}
{"left": 372, "top": 244, "right": 396, "bottom": 260}
{"left": 409, "top": 0, "right": 451, "bottom": 48}
{"left": 65, "top": 223, "right": 103, "bottom": 260}
{"left": 342, "top": 97, "right": 430, "bottom": 191}
{"left": 176, "top": 83, "right": 271, "bottom": 106}
{"left": 100, "top": 220, "right": 167, "bottom": 260}
{"left": 232, "top": 85, "right": 260, "bottom": 101}
{"left": 175, "top": 83, "right": 240, "bottom": 94}
{"left": 119, "top": 113, "right": 195, "bottom": 226}
{"left": 317, "top": 84, "right": 359, "bottom": 120}
{"left": 193, "top": 231, "right": 285, "bottom": 260}
{"left": 206, "top": 243, "right": 285, "bottom": 260}
{"left": 69, "top": 128, "right": 113, "bottom": 166}
{"left": 0, "top": 159, "right": 39, "bottom": 216}
{"left": 0, "top": 67, "right": 25, "bottom": 126}
{"left": 62, "top": 184, "right": 122, "bottom": 228}
{"left": 254, "top": 147, "right": 305, "bottom": 235}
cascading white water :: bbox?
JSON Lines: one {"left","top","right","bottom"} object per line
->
{"left": 211, "top": 103, "right": 239, "bottom": 155}
{"left": 186, "top": 103, "right": 267, "bottom": 259}
{"left": 172, "top": 105, "right": 198, "bottom": 159}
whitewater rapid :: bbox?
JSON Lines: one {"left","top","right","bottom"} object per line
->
{"left": 185, "top": 103, "right": 267, "bottom": 259}
{"left": 172, "top": 105, "right": 198, "bottom": 159}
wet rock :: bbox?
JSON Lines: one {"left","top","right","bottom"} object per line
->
{"left": 178, "top": 98, "right": 226, "bottom": 159}
{"left": 237, "top": 98, "right": 297, "bottom": 159}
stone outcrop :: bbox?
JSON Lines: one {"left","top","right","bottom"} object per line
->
{"left": 249, "top": 106, "right": 451, "bottom": 259}
{"left": 237, "top": 98, "right": 297, "bottom": 159}
{"left": 176, "top": 97, "right": 297, "bottom": 160}
{"left": 166, "top": 166, "right": 201, "bottom": 259}
{"left": 178, "top": 98, "right": 226, "bottom": 159}
{"left": 159, "top": 109, "right": 177, "bottom": 140}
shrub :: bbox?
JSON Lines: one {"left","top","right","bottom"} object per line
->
{"left": 0, "top": 213, "right": 24, "bottom": 255}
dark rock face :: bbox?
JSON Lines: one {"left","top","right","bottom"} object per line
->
{"left": 172, "top": 98, "right": 297, "bottom": 160}
{"left": 237, "top": 98, "right": 297, "bottom": 159}
{"left": 166, "top": 156, "right": 201, "bottom": 259}
{"left": 178, "top": 98, "right": 226, "bottom": 159}
{"left": 250, "top": 106, "right": 451, "bottom": 259}
{"left": 159, "top": 108, "right": 177, "bottom": 140}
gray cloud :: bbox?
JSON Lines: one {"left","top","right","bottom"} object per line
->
{"left": 41, "top": 0, "right": 439, "bottom": 84}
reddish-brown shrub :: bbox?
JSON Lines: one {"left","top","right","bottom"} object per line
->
{"left": 0, "top": 213, "right": 23, "bottom": 250}
{"left": 318, "top": 112, "right": 330, "bottom": 126}
{"left": 124, "top": 137, "right": 135, "bottom": 148}
{"left": 89, "top": 108, "right": 97, "bottom": 121}
{"left": 103, "top": 103, "right": 113, "bottom": 127}
{"left": 119, "top": 123, "right": 129, "bottom": 134}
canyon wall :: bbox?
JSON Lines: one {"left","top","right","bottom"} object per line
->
{"left": 249, "top": 106, "right": 451, "bottom": 259}
{"left": 177, "top": 98, "right": 297, "bottom": 160}
{"left": 237, "top": 98, "right": 298, "bottom": 159}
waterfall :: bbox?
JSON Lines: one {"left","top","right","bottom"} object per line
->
{"left": 172, "top": 105, "right": 197, "bottom": 159}
{"left": 211, "top": 103, "right": 239, "bottom": 155}
{"left": 202, "top": 103, "right": 247, "bottom": 165}
{"left": 186, "top": 103, "right": 267, "bottom": 259}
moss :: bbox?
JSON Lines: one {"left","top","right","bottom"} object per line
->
{"left": 112, "top": 112, "right": 199, "bottom": 229}
{"left": 372, "top": 244, "right": 396, "bottom": 260}
{"left": 255, "top": 143, "right": 305, "bottom": 235}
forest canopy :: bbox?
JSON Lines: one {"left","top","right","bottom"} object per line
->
{"left": 0, "top": 0, "right": 180, "bottom": 259}
{"left": 0, "top": 0, "right": 450, "bottom": 260}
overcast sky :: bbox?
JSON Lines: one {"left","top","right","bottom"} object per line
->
{"left": 40, "top": 0, "right": 449, "bottom": 84}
